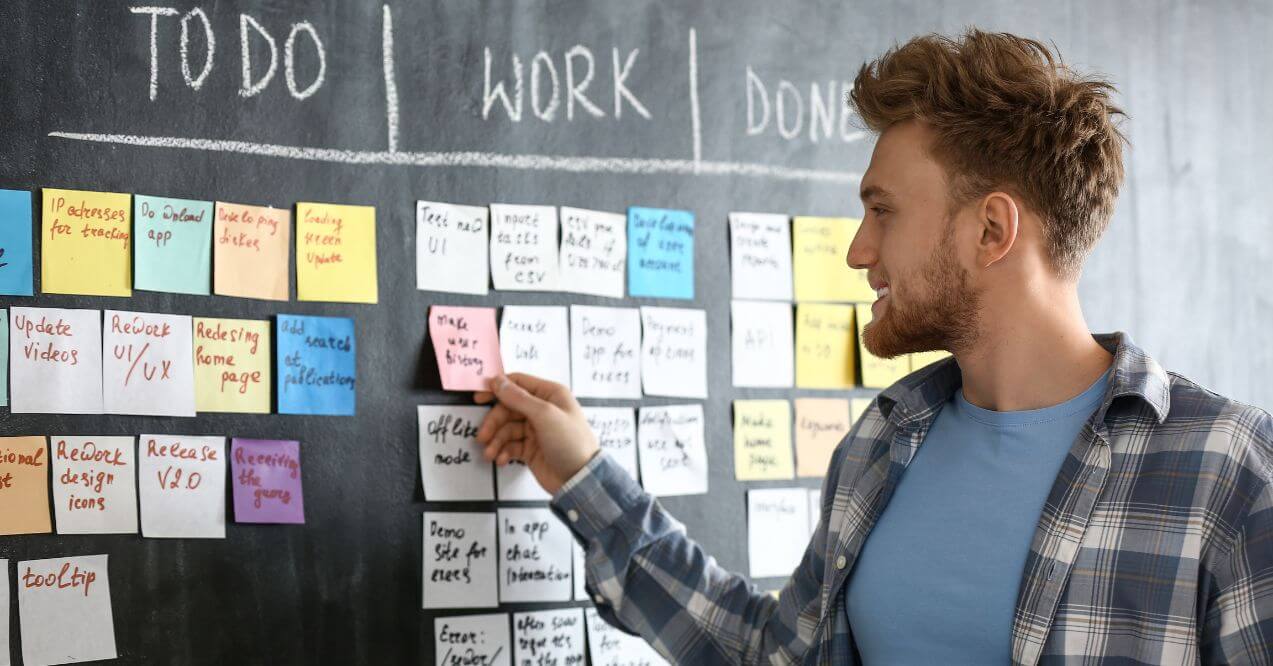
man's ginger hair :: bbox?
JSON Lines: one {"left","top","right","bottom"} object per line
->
{"left": 849, "top": 28, "right": 1128, "bottom": 279}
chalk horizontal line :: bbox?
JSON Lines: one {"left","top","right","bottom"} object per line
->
{"left": 48, "top": 131, "right": 861, "bottom": 184}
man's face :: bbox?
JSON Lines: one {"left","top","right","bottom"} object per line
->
{"left": 848, "top": 120, "right": 981, "bottom": 358}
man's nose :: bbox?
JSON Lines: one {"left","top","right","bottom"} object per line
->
{"left": 846, "top": 226, "right": 874, "bottom": 270}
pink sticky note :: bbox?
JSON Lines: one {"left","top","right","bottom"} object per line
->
{"left": 429, "top": 306, "right": 503, "bottom": 391}
{"left": 230, "top": 439, "right": 304, "bottom": 524}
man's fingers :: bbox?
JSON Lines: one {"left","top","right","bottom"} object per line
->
{"left": 473, "top": 390, "right": 495, "bottom": 404}
{"left": 488, "top": 421, "right": 526, "bottom": 454}
{"left": 488, "top": 374, "right": 554, "bottom": 417}
{"left": 505, "top": 373, "right": 574, "bottom": 409}
{"left": 476, "top": 403, "right": 517, "bottom": 443}
{"left": 496, "top": 441, "right": 525, "bottom": 466}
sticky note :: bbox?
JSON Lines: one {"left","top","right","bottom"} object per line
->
{"left": 628, "top": 206, "right": 694, "bottom": 299}
{"left": 496, "top": 461, "right": 551, "bottom": 502}
{"left": 734, "top": 400, "right": 794, "bottom": 481}
{"left": 640, "top": 306, "right": 707, "bottom": 399}
{"left": 102, "top": 310, "right": 196, "bottom": 417}
{"left": 418, "top": 405, "right": 495, "bottom": 501}
{"left": 637, "top": 404, "right": 708, "bottom": 497}
{"left": 1, "top": 558, "right": 7, "bottom": 666}
{"left": 808, "top": 489, "right": 821, "bottom": 535}
{"left": 213, "top": 201, "right": 289, "bottom": 301}
{"left": 0, "top": 436, "right": 51, "bottom": 535}
{"left": 731, "top": 300, "right": 794, "bottom": 388}
{"left": 18, "top": 554, "right": 117, "bottom": 665}
{"left": 729, "top": 212, "right": 792, "bottom": 300}
{"left": 514, "top": 609, "right": 585, "bottom": 666}
{"left": 498, "top": 305, "right": 570, "bottom": 388}
{"left": 498, "top": 507, "right": 573, "bottom": 602}
{"left": 41, "top": 188, "right": 132, "bottom": 297}
{"left": 9, "top": 307, "right": 103, "bottom": 414}
{"left": 277, "top": 314, "right": 356, "bottom": 415}
{"left": 559, "top": 206, "right": 626, "bottom": 298}
{"left": 138, "top": 434, "right": 226, "bottom": 538}
{"left": 0, "top": 309, "right": 7, "bottom": 407}
{"left": 792, "top": 216, "right": 873, "bottom": 302}
{"left": 434, "top": 613, "right": 509, "bottom": 666}
{"left": 583, "top": 407, "right": 639, "bottom": 481}
{"left": 416, "top": 200, "right": 489, "bottom": 295}
{"left": 586, "top": 607, "right": 668, "bottom": 666}
{"left": 296, "top": 201, "right": 378, "bottom": 303}
{"left": 423, "top": 512, "right": 498, "bottom": 609}
{"left": 231, "top": 438, "right": 304, "bottom": 524}
{"left": 851, "top": 397, "right": 873, "bottom": 425}
{"left": 570, "top": 305, "right": 641, "bottom": 399}
{"left": 429, "top": 306, "right": 502, "bottom": 392}
{"left": 0, "top": 189, "right": 34, "bottom": 296}
{"left": 795, "top": 304, "right": 856, "bottom": 389}
{"left": 50, "top": 436, "right": 137, "bottom": 534}
{"left": 911, "top": 349, "right": 952, "bottom": 372}
{"left": 748, "top": 488, "right": 811, "bottom": 578}
{"left": 193, "top": 317, "right": 271, "bottom": 413}
{"left": 489, "top": 203, "right": 560, "bottom": 291}
{"left": 855, "top": 303, "right": 910, "bottom": 388}
{"left": 795, "top": 398, "right": 850, "bottom": 478}
{"left": 133, "top": 194, "right": 213, "bottom": 295}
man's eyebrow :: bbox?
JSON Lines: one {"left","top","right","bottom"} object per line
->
{"left": 859, "top": 185, "right": 893, "bottom": 202}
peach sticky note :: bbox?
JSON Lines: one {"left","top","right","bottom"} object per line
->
{"left": 855, "top": 303, "right": 910, "bottom": 389}
{"left": 193, "top": 317, "right": 271, "bottom": 413}
{"left": 296, "top": 202, "right": 378, "bottom": 303}
{"left": 213, "top": 202, "right": 290, "bottom": 301}
{"left": 795, "top": 398, "right": 851, "bottom": 478}
{"left": 733, "top": 399, "right": 794, "bottom": 481}
{"left": 41, "top": 188, "right": 132, "bottom": 296}
{"left": 792, "top": 216, "right": 873, "bottom": 303}
{"left": 0, "top": 436, "right": 52, "bottom": 535}
{"left": 795, "top": 303, "right": 856, "bottom": 389}
{"left": 430, "top": 306, "right": 503, "bottom": 391}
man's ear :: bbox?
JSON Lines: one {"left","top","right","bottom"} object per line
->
{"left": 976, "top": 191, "right": 1019, "bottom": 269}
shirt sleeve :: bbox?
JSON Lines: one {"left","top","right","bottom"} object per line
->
{"left": 549, "top": 446, "right": 844, "bottom": 665}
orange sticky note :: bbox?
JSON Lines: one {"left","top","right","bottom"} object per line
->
{"left": 795, "top": 398, "right": 851, "bottom": 478}
{"left": 0, "top": 436, "right": 52, "bottom": 535}
{"left": 41, "top": 188, "right": 132, "bottom": 296}
{"left": 429, "top": 306, "right": 503, "bottom": 391}
{"left": 214, "top": 202, "right": 290, "bottom": 301}
{"left": 296, "top": 202, "right": 378, "bottom": 303}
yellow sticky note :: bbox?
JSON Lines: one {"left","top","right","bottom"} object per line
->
{"left": 734, "top": 400, "right": 794, "bottom": 480}
{"left": 193, "top": 318, "right": 272, "bottom": 413}
{"left": 41, "top": 188, "right": 132, "bottom": 296}
{"left": 855, "top": 303, "right": 910, "bottom": 389}
{"left": 792, "top": 216, "right": 873, "bottom": 303}
{"left": 795, "top": 304, "right": 856, "bottom": 389}
{"left": 910, "top": 349, "right": 952, "bottom": 371}
{"left": 214, "top": 202, "right": 290, "bottom": 301}
{"left": 850, "top": 398, "right": 873, "bottom": 425}
{"left": 0, "top": 436, "right": 52, "bottom": 535}
{"left": 795, "top": 398, "right": 850, "bottom": 478}
{"left": 297, "top": 202, "right": 378, "bottom": 303}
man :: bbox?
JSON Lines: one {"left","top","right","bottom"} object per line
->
{"left": 473, "top": 29, "right": 1272, "bottom": 664}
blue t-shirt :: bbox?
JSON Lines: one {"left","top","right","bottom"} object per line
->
{"left": 845, "top": 367, "right": 1112, "bottom": 664}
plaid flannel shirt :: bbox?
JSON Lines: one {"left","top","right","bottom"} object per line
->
{"left": 549, "top": 331, "right": 1273, "bottom": 664}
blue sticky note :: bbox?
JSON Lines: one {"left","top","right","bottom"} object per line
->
{"left": 627, "top": 206, "right": 694, "bottom": 299}
{"left": 134, "top": 194, "right": 213, "bottom": 294}
{"left": 0, "top": 189, "right": 34, "bottom": 296}
{"left": 277, "top": 314, "right": 356, "bottom": 415}
{"left": 0, "top": 309, "right": 7, "bottom": 406}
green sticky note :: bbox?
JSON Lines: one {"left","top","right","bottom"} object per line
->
{"left": 134, "top": 195, "right": 213, "bottom": 295}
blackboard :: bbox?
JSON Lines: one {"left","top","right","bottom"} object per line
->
{"left": 2, "top": 1, "right": 1270, "bottom": 664}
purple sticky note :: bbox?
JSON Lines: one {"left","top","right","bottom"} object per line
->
{"left": 231, "top": 438, "right": 304, "bottom": 524}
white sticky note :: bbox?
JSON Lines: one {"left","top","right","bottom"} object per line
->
{"left": 417, "top": 200, "right": 490, "bottom": 295}
{"left": 570, "top": 305, "right": 642, "bottom": 399}
{"left": 637, "top": 405, "right": 708, "bottom": 497}
{"left": 572, "top": 543, "right": 588, "bottom": 601}
{"left": 559, "top": 206, "right": 626, "bottom": 298}
{"left": 747, "top": 488, "right": 811, "bottom": 578}
{"left": 586, "top": 607, "right": 668, "bottom": 666}
{"left": 1, "top": 558, "right": 8, "bottom": 666}
{"left": 808, "top": 489, "right": 821, "bottom": 536}
{"left": 489, "top": 204, "right": 560, "bottom": 291}
{"left": 423, "top": 512, "right": 498, "bottom": 609}
{"left": 8, "top": 306, "right": 103, "bottom": 414}
{"left": 17, "top": 554, "right": 117, "bottom": 665}
{"left": 498, "top": 507, "right": 573, "bottom": 602}
{"left": 496, "top": 462, "right": 551, "bottom": 502}
{"left": 418, "top": 406, "right": 495, "bottom": 502}
{"left": 640, "top": 306, "right": 707, "bottom": 399}
{"left": 513, "top": 609, "right": 585, "bottom": 666}
{"left": 138, "top": 435, "right": 226, "bottom": 538}
{"left": 50, "top": 436, "right": 138, "bottom": 535}
{"left": 434, "top": 613, "right": 510, "bottom": 666}
{"left": 729, "top": 212, "right": 793, "bottom": 301}
{"left": 498, "top": 305, "right": 570, "bottom": 388}
{"left": 583, "top": 407, "right": 639, "bottom": 482}
{"left": 102, "top": 310, "right": 196, "bottom": 417}
{"left": 731, "top": 300, "right": 794, "bottom": 388}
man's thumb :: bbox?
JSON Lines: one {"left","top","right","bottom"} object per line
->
{"left": 489, "top": 375, "right": 550, "bottom": 416}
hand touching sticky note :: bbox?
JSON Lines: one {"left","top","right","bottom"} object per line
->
{"left": 430, "top": 306, "right": 502, "bottom": 391}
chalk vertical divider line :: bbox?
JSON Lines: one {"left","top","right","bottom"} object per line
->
{"left": 689, "top": 27, "right": 702, "bottom": 172}
{"left": 382, "top": 4, "right": 400, "bottom": 153}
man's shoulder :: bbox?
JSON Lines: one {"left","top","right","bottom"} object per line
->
{"left": 1160, "top": 371, "right": 1272, "bottom": 460}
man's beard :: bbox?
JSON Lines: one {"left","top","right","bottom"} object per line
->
{"left": 862, "top": 218, "right": 980, "bottom": 359}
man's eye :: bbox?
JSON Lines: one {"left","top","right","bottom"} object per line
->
{"left": 871, "top": 207, "right": 888, "bottom": 216}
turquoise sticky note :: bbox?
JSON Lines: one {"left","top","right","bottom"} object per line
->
{"left": 1, "top": 309, "right": 7, "bottom": 406}
{"left": 277, "top": 314, "right": 356, "bottom": 416}
{"left": 628, "top": 206, "right": 694, "bottom": 299}
{"left": 0, "top": 189, "right": 34, "bottom": 296}
{"left": 133, "top": 194, "right": 213, "bottom": 295}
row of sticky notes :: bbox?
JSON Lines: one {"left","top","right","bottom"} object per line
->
{"left": 734, "top": 300, "right": 952, "bottom": 390}
{"left": 734, "top": 397, "right": 874, "bottom": 481}
{"left": 0, "top": 187, "right": 377, "bottom": 302}
{"left": 2, "top": 306, "right": 355, "bottom": 416}
{"left": 428, "top": 304, "right": 707, "bottom": 399}
{"left": 430, "top": 608, "right": 668, "bottom": 666}
{"left": 747, "top": 487, "right": 821, "bottom": 579}
{"left": 420, "top": 403, "right": 708, "bottom": 502}
{"left": 730, "top": 212, "right": 875, "bottom": 303}
{"left": 0, "top": 435, "right": 304, "bottom": 538}
{"left": 4, "top": 555, "right": 118, "bottom": 665}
